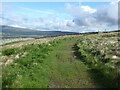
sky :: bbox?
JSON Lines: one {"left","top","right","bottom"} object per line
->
{"left": 0, "top": 0, "right": 119, "bottom": 33}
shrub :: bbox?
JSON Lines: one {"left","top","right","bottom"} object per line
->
{"left": 2, "top": 48, "right": 16, "bottom": 56}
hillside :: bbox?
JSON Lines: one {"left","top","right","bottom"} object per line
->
{"left": 1, "top": 31, "right": 120, "bottom": 88}
{"left": 1, "top": 25, "right": 78, "bottom": 39}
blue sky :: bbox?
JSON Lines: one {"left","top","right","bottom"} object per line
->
{"left": 1, "top": 1, "right": 118, "bottom": 32}
{"left": 3, "top": 2, "right": 110, "bottom": 16}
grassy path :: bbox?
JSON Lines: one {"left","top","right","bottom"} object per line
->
{"left": 48, "top": 37, "right": 101, "bottom": 88}
{"left": 2, "top": 32, "right": 119, "bottom": 88}
{"left": 2, "top": 36, "right": 113, "bottom": 88}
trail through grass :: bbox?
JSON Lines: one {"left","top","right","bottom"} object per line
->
{"left": 48, "top": 37, "right": 101, "bottom": 88}
{"left": 2, "top": 36, "right": 101, "bottom": 88}
{"left": 2, "top": 32, "right": 119, "bottom": 88}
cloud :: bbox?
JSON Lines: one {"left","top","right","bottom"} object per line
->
{"left": 95, "top": 2, "right": 118, "bottom": 26}
{"left": 81, "top": 6, "right": 96, "bottom": 13}
{"left": 10, "top": 25, "right": 26, "bottom": 28}
{"left": 1, "top": 1, "right": 118, "bottom": 33}
{"left": 0, "top": 4, "right": 74, "bottom": 31}
{"left": 1, "top": 13, "right": 72, "bottom": 31}
{"left": 66, "top": 3, "right": 97, "bottom": 27}
{"left": 65, "top": 1, "right": 118, "bottom": 32}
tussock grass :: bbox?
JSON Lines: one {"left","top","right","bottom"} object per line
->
{"left": 75, "top": 32, "right": 120, "bottom": 88}
{"left": 2, "top": 37, "right": 79, "bottom": 88}
{"left": 2, "top": 40, "right": 56, "bottom": 88}
{"left": 2, "top": 32, "right": 120, "bottom": 88}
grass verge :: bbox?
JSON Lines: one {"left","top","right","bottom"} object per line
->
{"left": 75, "top": 33, "right": 120, "bottom": 88}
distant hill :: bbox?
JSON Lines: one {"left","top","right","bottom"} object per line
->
{"left": 1, "top": 25, "right": 78, "bottom": 39}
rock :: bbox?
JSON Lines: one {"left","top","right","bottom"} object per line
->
{"left": 5, "top": 59, "right": 13, "bottom": 66}
{"left": 15, "top": 54, "right": 19, "bottom": 59}
{"left": 112, "top": 55, "right": 119, "bottom": 59}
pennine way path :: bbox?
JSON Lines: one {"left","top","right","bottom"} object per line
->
{"left": 48, "top": 37, "right": 102, "bottom": 88}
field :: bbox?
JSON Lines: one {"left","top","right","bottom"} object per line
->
{"left": 1, "top": 32, "right": 120, "bottom": 88}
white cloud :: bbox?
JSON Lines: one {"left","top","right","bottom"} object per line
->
{"left": 81, "top": 6, "right": 96, "bottom": 13}
{"left": 65, "top": 1, "right": 118, "bottom": 32}
{"left": 95, "top": 1, "right": 118, "bottom": 26}
{"left": 1, "top": 1, "right": 118, "bottom": 33}
{"left": 9, "top": 25, "right": 26, "bottom": 28}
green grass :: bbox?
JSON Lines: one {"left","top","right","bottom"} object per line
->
{"left": 2, "top": 37, "right": 76, "bottom": 88}
{"left": 2, "top": 48, "right": 22, "bottom": 56}
{"left": 75, "top": 33, "right": 120, "bottom": 88}
{"left": 2, "top": 37, "right": 99, "bottom": 88}
{"left": 2, "top": 32, "right": 120, "bottom": 88}
{"left": 2, "top": 42, "right": 55, "bottom": 88}
{"left": 48, "top": 37, "right": 100, "bottom": 88}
